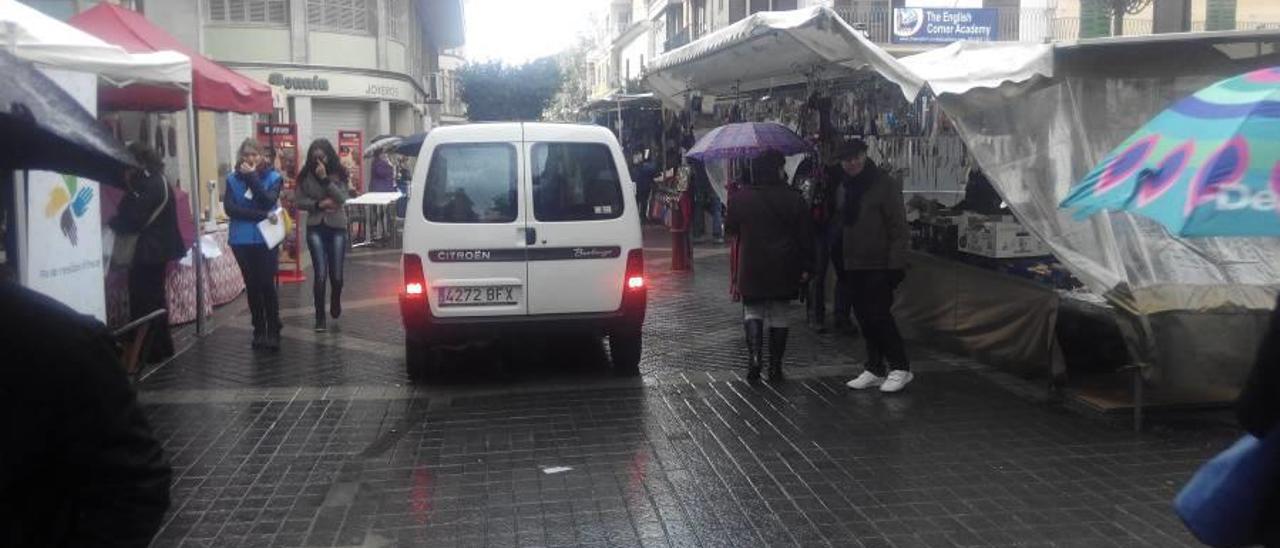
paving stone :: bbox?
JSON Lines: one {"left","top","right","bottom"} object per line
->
{"left": 138, "top": 244, "right": 1233, "bottom": 547}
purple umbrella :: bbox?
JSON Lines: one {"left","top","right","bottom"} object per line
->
{"left": 685, "top": 122, "right": 812, "bottom": 161}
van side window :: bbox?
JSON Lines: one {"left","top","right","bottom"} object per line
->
{"left": 423, "top": 143, "right": 518, "bottom": 223}
{"left": 531, "top": 143, "right": 625, "bottom": 222}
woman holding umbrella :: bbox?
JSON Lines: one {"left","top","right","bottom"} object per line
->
{"left": 692, "top": 123, "right": 815, "bottom": 383}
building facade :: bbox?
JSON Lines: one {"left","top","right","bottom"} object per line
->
{"left": 22, "top": 0, "right": 464, "bottom": 191}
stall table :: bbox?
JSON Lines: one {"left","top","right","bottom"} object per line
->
{"left": 106, "top": 226, "right": 243, "bottom": 327}
{"left": 345, "top": 192, "right": 402, "bottom": 248}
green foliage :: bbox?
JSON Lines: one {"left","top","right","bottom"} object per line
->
{"left": 458, "top": 58, "right": 563, "bottom": 122}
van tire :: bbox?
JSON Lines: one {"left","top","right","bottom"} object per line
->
{"left": 405, "top": 336, "right": 438, "bottom": 383}
{"left": 609, "top": 329, "right": 642, "bottom": 376}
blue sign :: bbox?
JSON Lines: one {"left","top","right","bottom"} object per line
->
{"left": 891, "top": 8, "right": 999, "bottom": 44}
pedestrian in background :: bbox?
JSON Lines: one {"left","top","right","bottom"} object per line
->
{"left": 725, "top": 151, "right": 813, "bottom": 383}
{"left": 369, "top": 149, "right": 396, "bottom": 193}
{"left": 224, "top": 138, "right": 284, "bottom": 351}
{"left": 294, "top": 138, "right": 351, "bottom": 332}
{"left": 834, "top": 140, "right": 913, "bottom": 393}
{"left": 109, "top": 142, "right": 185, "bottom": 363}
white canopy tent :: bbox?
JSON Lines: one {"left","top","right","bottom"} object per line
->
{"left": 1, "top": 0, "right": 189, "bottom": 87}
{"left": 645, "top": 7, "right": 924, "bottom": 109}
{"left": 1, "top": 0, "right": 212, "bottom": 332}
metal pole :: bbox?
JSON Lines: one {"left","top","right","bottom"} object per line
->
{"left": 185, "top": 92, "right": 206, "bottom": 336}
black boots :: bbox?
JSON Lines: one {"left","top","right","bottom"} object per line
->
{"left": 744, "top": 320, "right": 764, "bottom": 383}
{"left": 768, "top": 328, "right": 789, "bottom": 382}
{"left": 330, "top": 282, "right": 343, "bottom": 319}
{"left": 314, "top": 288, "right": 328, "bottom": 332}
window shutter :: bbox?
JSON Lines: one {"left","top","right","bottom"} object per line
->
{"left": 247, "top": 0, "right": 266, "bottom": 23}
{"left": 308, "top": 0, "right": 324, "bottom": 26}
{"left": 269, "top": 0, "right": 288, "bottom": 24}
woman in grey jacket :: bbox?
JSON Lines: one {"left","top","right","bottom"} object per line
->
{"left": 294, "top": 139, "right": 351, "bottom": 331}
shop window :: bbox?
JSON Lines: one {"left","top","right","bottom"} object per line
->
{"left": 531, "top": 143, "right": 625, "bottom": 222}
{"left": 208, "top": 0, "right": 289, "bottom": 25}
{"left": 424, "top": 144, "right": 519, "bottom": 224}
{"left": 307, "top": 0, "right": 375, "bottom": 35}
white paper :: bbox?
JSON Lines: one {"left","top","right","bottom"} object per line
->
{"left": 178, "top": 235, "right": 224, "bottom": 267}
{"left": 258, "top": 208, "right": 285, "bottom": 249}
{"left": 541, "top": 466, "right": 573, "bottom": 475}
{"left": 345, "top": 191, "right": 403, "bottom": 206}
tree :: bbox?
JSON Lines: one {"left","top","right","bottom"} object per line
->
{"left": 545, "top": 35, "right": 599, "bottom": 122}
{"left": 1083, "top": 0, "right": 1154, "bottom": 37}
{"left": 458, "top": 58, "right": 563, "bottom": 122}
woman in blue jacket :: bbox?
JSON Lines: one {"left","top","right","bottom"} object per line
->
{"left": 225, "top": 138, "right": 283, "bottom": 350}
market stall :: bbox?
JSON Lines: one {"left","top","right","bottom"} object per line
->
{"left": 644, "top": 7, "right": 1280, "bottom": 415}
{"left": 2, "top": 0, "right": 190, "bottom": 325}
{"left": 70, "top": 2, "right": 275, "bottom": 331}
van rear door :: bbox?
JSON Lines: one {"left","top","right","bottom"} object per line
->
{"left": 522, "top": 127, "right": 636, "bottom": 315}
{"left": 418, "top": 127, "right": 529, "bottom": 318}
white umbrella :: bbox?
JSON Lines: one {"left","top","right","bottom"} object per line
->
{"left": 364, "top": 136, "right": 403, "bottom": 158}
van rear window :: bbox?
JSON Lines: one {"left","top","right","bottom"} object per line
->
{"left": 423, "top": 143, "right": 518, "bottom": 224}
{"left": 531, "top": 143, "right": 625, "bottom": 222}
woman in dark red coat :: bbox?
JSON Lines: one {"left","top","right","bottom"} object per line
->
{"left": 725, "top": 151, "right": 813, "bottom": 383}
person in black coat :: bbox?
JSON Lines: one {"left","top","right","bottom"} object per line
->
{"left": 725, "top": 151, "right": 814, "bottom": 383}
{"left": 109, "top": 142, "right": 186, "bottom": 363}
{"left": 1237, "top": 294, "right": 1280, "bottom": 546}
{"left": 0, "top": 280, "right": 172, "bottom": 547}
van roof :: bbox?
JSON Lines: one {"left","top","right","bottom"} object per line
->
{"left": 428, "top": 122, "right": 616, "bottom": 143}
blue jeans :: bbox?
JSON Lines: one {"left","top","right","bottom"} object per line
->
{"left": 307, "top": 224, "right": 348, "bottom": 314}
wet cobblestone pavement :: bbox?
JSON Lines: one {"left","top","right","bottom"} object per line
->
{"left": 139, "top": 239, "right": 1237, "bottom": 547}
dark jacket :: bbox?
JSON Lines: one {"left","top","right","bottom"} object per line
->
{"left": 837, "top": 160, "right": 909, "bottom": 271}
{"left": 109, "top": 170, "right": 184, "bottom": 266}
{"left": 1238, "top": 295, "right": 1280, "bottom": 438}
{"left": 0, "top": 281, "right": 171, "bottom": 548}
{"left": 725, "top": 184, "right": 813, "bottom": 302}
{"left": 294, "top": 170, "right": 351, "bottom": 229}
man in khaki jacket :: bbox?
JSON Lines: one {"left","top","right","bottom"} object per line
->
{"left": 830, "top": 140, "right": 913, "bottom": 393}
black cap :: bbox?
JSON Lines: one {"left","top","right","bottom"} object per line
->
{"left": 833, "top": 138, "right": 869, "bottom": 160}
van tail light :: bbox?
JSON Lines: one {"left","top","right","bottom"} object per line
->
{"left": 625, "top": 249, "right": 645, "bottom": 291}
{"left": 404, "top": 254, "right": 426, "bottom": 297}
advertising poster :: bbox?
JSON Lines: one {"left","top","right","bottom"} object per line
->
{"left": 892, "top": 8, "right": 998, "bottom": 44}
{"left": 338, "top": 130, "right": 364, "bottom": 193}
{"left": 256, "top": 123, "right": 299, "bottom": 189}
{"left": 22, "top": 69, "right": 106, "bottom": 321}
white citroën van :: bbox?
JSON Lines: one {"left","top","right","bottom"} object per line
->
{"left": 399, "top": 123, "right": 647, "bottom": 382}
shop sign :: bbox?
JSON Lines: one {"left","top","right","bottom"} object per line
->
{"left": 256, "top": 123, "right": 299, "bottom": 185}
{"left": 338, "top": 130, "right": 364, "bottom": 193}
{"left": 268, "top": 73, "right": 329, "bottom": 91}
{"left": 892, "top": 8, "right": 998, "bottom": 44}
{"left": 22, "top": 69, "right": 106, "bottom": 322}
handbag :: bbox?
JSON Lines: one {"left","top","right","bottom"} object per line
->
{"left": 111, "top": 180, "right": 169, "bottom": 268}
{"left": 1174, "top": 425, "right": 1280, "bottom": 547}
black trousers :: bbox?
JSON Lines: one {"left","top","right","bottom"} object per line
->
{"left": 128, "top": 262, "right": 174, "bottom": 362}
{"left": 846, "top": 269, "right": 908, "bottom": 375}
{"left": 810, "top": 229, "right": 852, "bottom": 323}
{"left": 232, "top": 244, "right": 280, "bottom": 336}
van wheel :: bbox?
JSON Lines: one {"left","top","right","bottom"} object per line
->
{"left": 405, "top": 336, "right": 438, "bottom": 383}
{"left": 609, "top": 329, "right": 642, "bottom": 377}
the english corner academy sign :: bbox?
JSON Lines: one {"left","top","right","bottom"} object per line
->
{"left": 892, "top": 8, "right": 998, "bottom": 44}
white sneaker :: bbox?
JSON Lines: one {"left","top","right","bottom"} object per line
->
{"left": 846, "top": 371, "right": 885, "bottom": 390}
{"left": 880, "top": 371, "right": 915, "bottom": 393}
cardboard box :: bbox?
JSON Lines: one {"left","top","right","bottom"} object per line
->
{"left": 959, "top": 221, "right": 1053, "bottom": 258}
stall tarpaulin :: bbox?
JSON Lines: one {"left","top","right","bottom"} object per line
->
{"left": 68, "top": 2, "right": 272, "bottom": 113}
{"left": 643, "top": 7, "right": 924, "bottom": 109}
{"left": 899, "top": 32, "right": 1280, "bottom": 316}
{"left": 0, "top": 0, "right": 189, "bottom": 88}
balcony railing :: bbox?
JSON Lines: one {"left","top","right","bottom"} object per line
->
{"left": 665, "top": 28, "right": 690, "bottom": 52}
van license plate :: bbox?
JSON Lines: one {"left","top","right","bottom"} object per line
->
{"left": 437, "top": 286, "right": 518, "bottom": 307}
